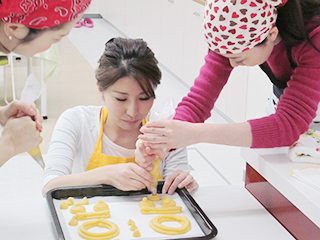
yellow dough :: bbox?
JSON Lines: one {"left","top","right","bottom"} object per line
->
{"left": 150, "top": 214, "right": 191, "bottom": 235}
{"left": 128, "top": 219, "right": 134, "bottom": 226}
{"left": 80, "top": 197, "right": 89, "bottom": 205}
{"left": 130, "top": 224, "right": 137, "bottom": 231}
{"left": 69, "top": 216, "right": 78, "bottom": 226}
{"left": 133, "top": 228, "right": 141, "bottom": 237}
{"left": 139, "top": 197, "right": 155, "bottom": 208}
{"left": 69, "top": 210, "right": 111, "bottom": 226}
{"left": 150, "top": 159, "right": 160, "bottom": 186}
{"left": 140, "top": 195, "right": 182, "bottom": 214}
{"left": 70, "top": 203, "right": 86, "bottom": 214}
{"left": 148, "top": 193, "right": 161, "bottom": 202}
{"left": 74, "top": 210, "right": 111, "bottom": 221}
{"left": 60, "top": 201, "right": 69, "bottom": 209}
{"left": 78, "top": 219, "right": 119, "bottom": 240}
{"left": 140, "top": 206, "right": 182, "bottom": 215}
{"left": 136, "top": 139, "right": 160, "bottom": 188}
{"left": 93, "top": 200, "right": 109, "bottom": 212}
{"left": 161, "top": 197, "right": 176, "bottom": 207}
{"left": 65, "top": 197, "right": 74, "bottom": 205}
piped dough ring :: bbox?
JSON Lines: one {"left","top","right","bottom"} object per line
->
{"left": 78, "top": 219, "right": 119, "bottom": 240}
{"left": 149, "top": 214, "right": 191, "bottom": 235}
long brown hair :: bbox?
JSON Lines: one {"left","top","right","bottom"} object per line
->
{"left": 96, "top": 37, "right": 161, "bottom": 99}
{"left": 276, "top": 0, "right": 320, "bottom": 48}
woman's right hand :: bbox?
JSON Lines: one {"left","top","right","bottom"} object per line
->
{"left": 139, "top": 120, "right": 197, "bottom": 149}
{"left": 0, "top": 100, "right": 43, "bottom": 132}
{"left": 0, "top": 116, "right": 43, "bottom": 164}
{"left": 135, "top": 141, "right": 166, "bottom": 171}
{"left": 104, "top": 163, "right": 155, "bottom": 192}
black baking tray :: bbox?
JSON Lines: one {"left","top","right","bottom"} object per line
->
{"left": 46, "top": 181, "right": 218, "bottom": 240}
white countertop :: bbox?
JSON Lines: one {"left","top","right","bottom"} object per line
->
{"left": 0, "top": 155, "right": 293, "bottom": 239}
{"left": 241, "top": 147, "right": 320, "bottom": 228}
{"left": 192, "top": 185, "right": 293, "bottom": 239}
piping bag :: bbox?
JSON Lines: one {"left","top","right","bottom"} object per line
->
{"left": 136, "top": 138, "right": 160, "bottom": 195}
{"left": 20, "top": 73, "right": 45, "bottom": 168}
{"left": 136, "top": 98, "right": 175, "bottom": 195}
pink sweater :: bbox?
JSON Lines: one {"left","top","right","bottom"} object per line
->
{"left": 174, "top": 25, "right": 320, "bottom": 148}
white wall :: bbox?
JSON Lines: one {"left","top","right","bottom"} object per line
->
{"left": 85, "top": 0, "right": 100, "bottom": 14}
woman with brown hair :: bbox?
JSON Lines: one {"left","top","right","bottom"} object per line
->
{"left": 42, "top": 38, "right": 198, "bottom": 196}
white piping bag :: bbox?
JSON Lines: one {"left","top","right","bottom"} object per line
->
{"left": 20, "top": 73, "right": 45, "bottom": 168}
{"left": 136, "top": 98, "right": 175, "bottom": 195}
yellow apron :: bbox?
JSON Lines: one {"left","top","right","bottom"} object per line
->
{"left": 86, "top": 107, "right": 162, "bottom": 181}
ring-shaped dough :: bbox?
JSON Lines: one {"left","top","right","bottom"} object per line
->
{"left": 78, "top": 219, "right": 119, "bottom": 240}
{"left": 150, "top": 214, "right": 191, "bottom": 235}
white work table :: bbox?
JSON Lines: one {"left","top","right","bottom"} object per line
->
{"left": 0, "top": 155, "right": 293, "bottom": 240}
{"left": 241, "top": 147, "right": 320, "bottom": 239}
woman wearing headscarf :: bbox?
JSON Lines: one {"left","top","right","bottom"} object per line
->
{"left": 136, "top": 0, "right": 320, "bottom": 167}
{"left": 0, "top": 0, "right": 91, "bottom": 166}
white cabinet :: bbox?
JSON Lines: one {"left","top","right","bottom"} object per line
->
{"left": 182, "top": 0, "right": 207, "bottom": 87}
{"left": 99, "top": 0, "right": 126, "bottom": 31}
{"left": 246, "top": 66, "right": 272, "bottom": 120}
{"left": 123, "top": 0, "right": 143, "bottom": 39}
{"left": 213, "top": 67, "right": 249, "bottom": 123}
{"left": 133, "top": 0, "right": 162, "bottom": 55}
{"left": 85, "top": 0, "right": 101, "bottom": 14}
{"left": 215, "top": 66, "right": 271, "bottom": 123}
{"left": 158, "top": 0, "right": 185, "bottom": 78}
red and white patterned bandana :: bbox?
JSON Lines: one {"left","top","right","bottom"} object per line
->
{"left": 0, "top": 0, "right": 91, "bottom": 29}
{"left": 204, "top": 0, "right": 288, "bottom": 54}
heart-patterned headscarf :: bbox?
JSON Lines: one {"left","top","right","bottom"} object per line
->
{"left": 204, "top": 0, "right": 288, "bottom": 54}
{"left": 0, "top": 0, "right": 91, "bottom": 29}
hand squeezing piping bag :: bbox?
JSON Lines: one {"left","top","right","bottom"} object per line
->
{"left": 20, "top": 73, "right": 45, "bottom": 168}
{"left": 136, "top": 98, "right": 175, "bottom": 194}
{"left": 136, "top": 139, "right": 160, "bottom": 195}
{"left": 149, "top": 158, "right": 160, "bottom": 194}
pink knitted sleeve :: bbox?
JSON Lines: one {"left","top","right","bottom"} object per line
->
{"left": 174, "top": 50, "right": 233, "bottom": 123}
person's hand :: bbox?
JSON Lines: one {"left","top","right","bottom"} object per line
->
{"left": 0, "top": 100, "right": 43, "bottom": 132}
{"left": 1, "top": 116, "right": 43, "bottom": 157}
{"left": 138, "top": 120, "right": 196, "bottom": 149}
{"left": 135, "top": 141, "right": 167, "bottom": 171}
{"left": 105, "top": 163, "right": 155, "bottom": 192}
{"left": 162, "top": 169, "right": 198, "bottom": 195}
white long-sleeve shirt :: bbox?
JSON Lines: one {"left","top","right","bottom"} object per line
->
{"left": 41, "top": 106, "right": 189, "bottom": 190}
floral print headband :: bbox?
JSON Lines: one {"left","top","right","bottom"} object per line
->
{"left": 0, "top": 0, "right": 91, "bottom": 29}
{"left": 204, "top": 0, "right": 288, "bottom": 54}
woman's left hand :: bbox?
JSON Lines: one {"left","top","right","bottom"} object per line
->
{"left": 162, "top": 169, "right": 199, "bottom": 195}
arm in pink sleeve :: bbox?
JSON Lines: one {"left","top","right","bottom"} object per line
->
{"left": 249, "top": 30, "right": 320, "bottom": 148}
{"left": 174, "top": 50, "right": 233, "bottom": 123}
